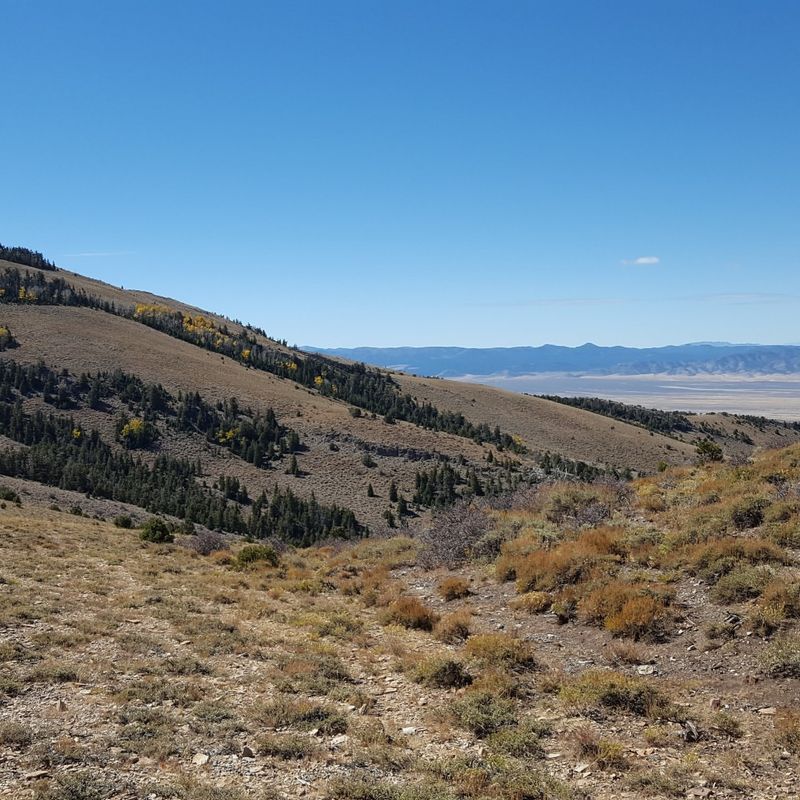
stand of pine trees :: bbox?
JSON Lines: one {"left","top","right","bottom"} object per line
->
{"left": 538, "top": 395, "right": 693, "bottom": 435}
{"left": 0, "top": 264, "right": 525, "bottom": 452}
{"left": 0, "top": 244, "right": 57, "bottom": 271}
{"left": 0, "top": 359, "right": 302, "bottom": 468}
{"left": 0, "top": 397, "right": 363, "bottom": 544}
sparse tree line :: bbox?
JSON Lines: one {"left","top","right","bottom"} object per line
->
{"left": 0, "top": 359, "right": 301, "bottom": 468}
{"left": 411, "top": 452, "right": 628, "bottom": 511}
{"left": 0, "top": 394, "right": 363, "bottom": 544}
{"left": 0, "top": 264, "right": 525, "bottom": 452}
{"left": 538, "top": 394, "right": 693, "bottom": 435}
{"left": 724, "top": 413, "right": 800, "bottom": 433}
{"left": 0, "top": 244, "right": 57, "bottom": 271}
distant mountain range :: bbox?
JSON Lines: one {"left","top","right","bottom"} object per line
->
{"left": 306, "top": 343, "right": 800, "bottom": 377}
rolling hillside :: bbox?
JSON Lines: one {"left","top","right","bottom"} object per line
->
{"left": 0, "top": 254, "right": 793, "bottom": 540}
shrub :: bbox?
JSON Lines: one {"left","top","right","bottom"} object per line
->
{"left": 572, "top": 725, "right": 628, "bottom": 770}
{"left": 451, "top": 689, "right": 518, "bottom": 737}
{"left": 731, "top": 498, "right": 769, "bottom": 530}
{"left": 710, "top": 711, "right": 743, "bottom": 739}
{"left": 27, "top": 661, "right": 78, "bottom": 683}
{"left": 33, "top": 771, "right": 108, "bottom": 800}
{"left": 254, "top": 696, "right": 347, "bottom": 734}
{"left": 275, "top": 651, "right": 352, "bottom": 695}
{"left": 711, "top": 565, "right": 772, "bottom": 603}
{"left": 437, "top": 576, "right": 471, "bottom": 601}
{"left": 607, "top": 640, "right": 648, "bottom": 666}
{"left": 515, "top": 527, "right": 625, "bottom": 593}
{"left": 544, "top": 485, "right": 609, "bottom": 524}
{"left": 485, "top": 719, "right": 548, "bottom": 758}
{"left": 316, "top": 612, "right": 364, "bottom": 639}
{"left": 187, "top": 530, "right": 228, "bottom": 555}
{"left": 411, "top": 657, "right": 472, "bottom": 689}
{"left": 760, "top": 579, "right": 800, "bottom": 619}
{"left": 605, "top": 595, "right": 673, "bottom": 640}
{"left": 433, "top": 609, "right": 472, "bottom": 643}
{"left": 0, "top": 486, "right": 20, "bottom": 503}
{"left": 695, "top": 437, "right": 723, "bottom": 463}
{"left": 748, "top": 603, "right": 785, "bottom": 637}
{"left": 417, "top": 502, "right": 491, "bottom": 568}
{"left": 637, "top": 483, "right": 666, "bottom": 512}
{"left": 325, "top": 777, "right": 455, "bottom": 800}
{"left": 139, "top": 517, "right": 174, "bottom": 543}
{"left": 559, "top": 670, "right": 673, "bottom": 718}
{"left": 761, "top": 634, "right": 800, "bottom": 677}
{"left": 510, "top": 591, "right": 552, "bottom": 614}
{"left": 236, "top": 543, "right": 279, "bottom": 567}
{"left": 255, "top": 732, "right": 319, "bottom": 760}
{"left": 380, "top": 596, "right": 439, "bottom": 631}
{"left": 775, "top": 709, "right": 800, "bottom": 754}
{"left": 687, "top": 538, "right": 786, "bottom": 583}
{"left": 464, "top": 633, "right": 537, "bottom": 672}
{"left": 580, "top": 581, "right": 673, "bottom": 641}
{"left": 749, "top": 580, "right": 800, "bottom": 636}
{"left": 0, "top": 720, "right": 32, "bottom": 748}
{"left": 113, "top": 514, "right": 133, "bottom": 529}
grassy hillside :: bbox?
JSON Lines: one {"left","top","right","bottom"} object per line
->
{"left": 0, "top": 258, "right": 730, "bottom": 539}
{"left": 0, "top": 444, "right": 798, "bottom": 799}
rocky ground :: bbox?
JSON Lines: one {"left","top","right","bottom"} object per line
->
{"left": 0, "top": 498, "right": 798, "bottom": 800}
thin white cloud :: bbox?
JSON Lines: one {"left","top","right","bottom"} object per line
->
{"left": 621, "top": 256, "right": 660, "bottom": 266}
{"left": 62, "top": 251, "right": 132, "bottom": 257}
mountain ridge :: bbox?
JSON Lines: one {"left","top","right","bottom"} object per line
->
{"left": 306, "top": 343, "right": 800, "bottom": 377}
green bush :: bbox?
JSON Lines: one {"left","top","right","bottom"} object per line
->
{"left": 486, "top": 719, "right": 548, "bottom": 757}
{"left": 236, "top": 543, "right": 279, "bottom": 567}
{"left": 559, "top": 670, "right": 674, "bottom": 718}
{"left": 113, "top": 514, "right": 133, "bottom": 529}
{"left": 451, "top": 690, "right": 518, "bottom": 737}
{"left": 139, "top": 517, "right": 174, "bottom": 543}
{"left": 411, "top": 657, "right": 472, "bottom": 689}
{"left": 761, "top": 634, "right": 800, "bottom": 677}
{"left": 0, "top": 486, "right": 20, "bottom": 503}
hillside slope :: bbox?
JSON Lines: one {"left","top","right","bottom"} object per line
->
{"left": 0, "top": 257, "right": 762, "bottom": 538}
{"left": 1, "top": 444, "right": 799, "bottom": 799}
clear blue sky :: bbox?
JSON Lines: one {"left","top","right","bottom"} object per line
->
{"left": 2, "top": 0, "right": 798, "bottom": 347}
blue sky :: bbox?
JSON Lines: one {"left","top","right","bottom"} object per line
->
{"left": 2, "top": 0, "right": 799, "bottom": 347}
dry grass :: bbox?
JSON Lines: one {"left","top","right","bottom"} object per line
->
{"left": 380, "top": 595, "right": 439, "bottom": 631}
{"left": 0, "top": 444, "right": 798, "bottom": 800}
{"left": 433, "top": 608, "right": 473, "bottom": 643}
{"left": 559, "top": 670, "right": 674, "bottom": 719}
{"left": 579, "top": 580, "right": 675, "bottom": 641}
{"left": 437, "top": 576, "right": 471, "bottom": 601}
{"left": 775, "top": 709, "right": 800, "bottom": 754}
{"left": 464, "top": 633, "right": 538, "bottom": 672}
